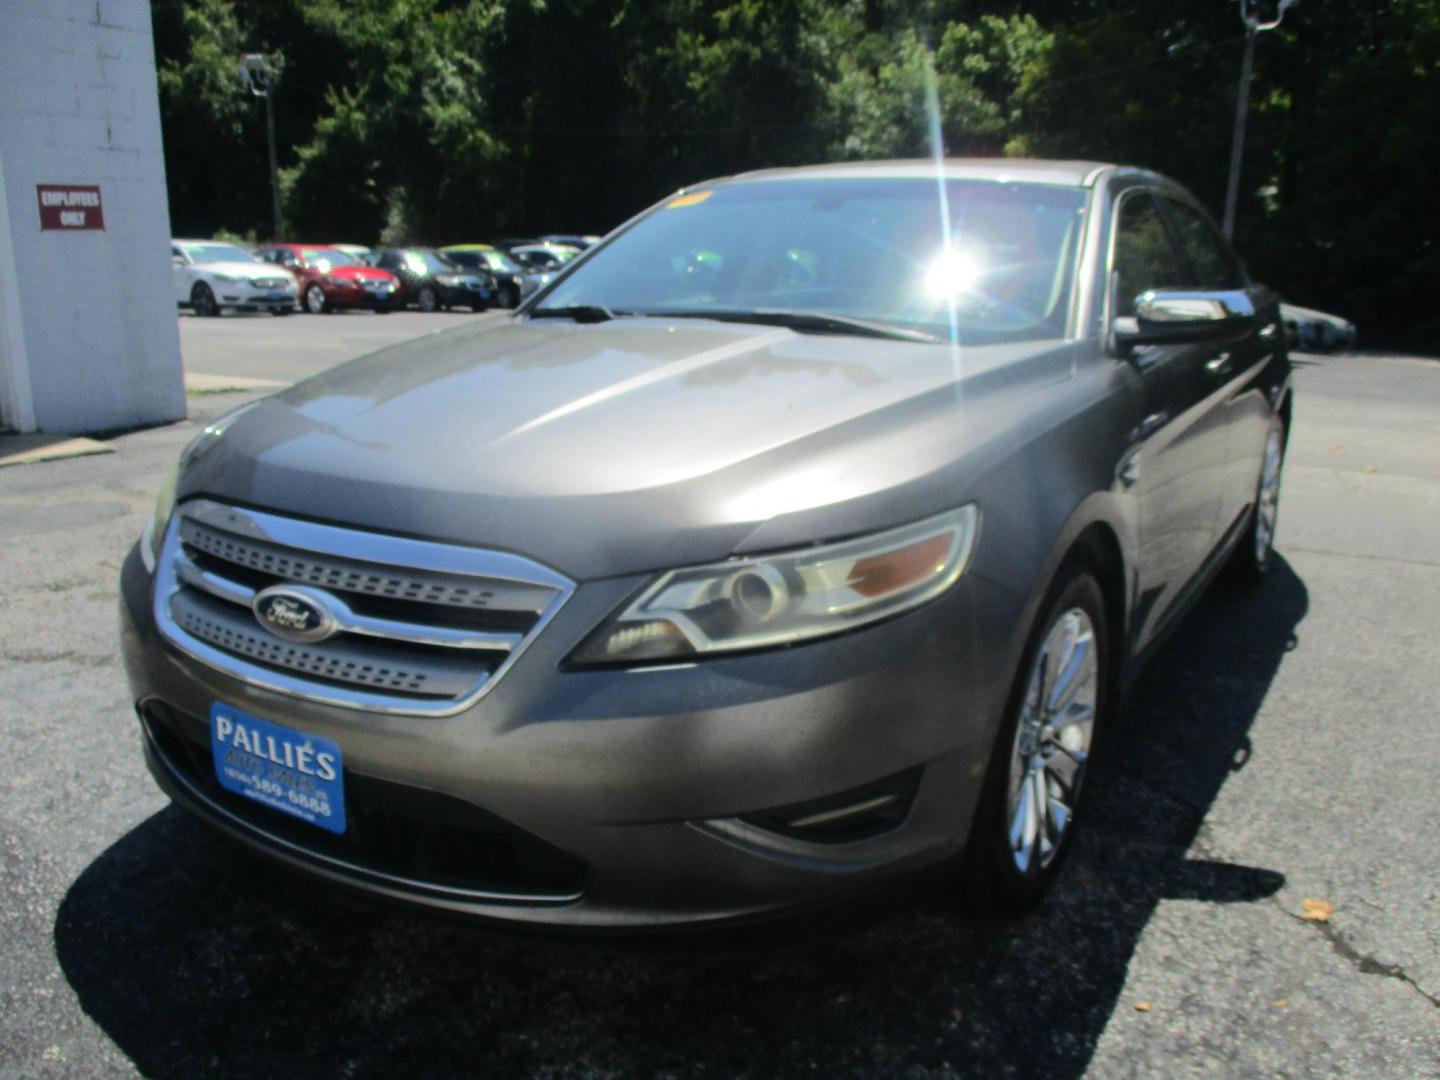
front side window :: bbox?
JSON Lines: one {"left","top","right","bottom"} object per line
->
{"left": 1112, "top": 192, "right": 1185, "bottom": 317}
{"left": 538, "top": 178, "right": 1088, "bottom": 344}
{"left": 1162, "top": 197, "right": 1245, "bottom": 290}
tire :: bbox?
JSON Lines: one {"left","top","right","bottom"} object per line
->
{"left": 417, "top": 286, "right": 438, "bottom": 313}
{"left": 191, "top": 283, "right": 220, "bottom": 317}
{"left": 503, "top": 283, "right": 521, "bottom": 309}
{"left": 304, "top": 284, "right": 329, "bottom": 314}
{"left": 955, "top": 567, "right": 1109, "bottom": 922}
{"left": 1225, "top": 415, "right": 1286, "bottom": 585}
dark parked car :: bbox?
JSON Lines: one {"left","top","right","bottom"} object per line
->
{"left": 372, "top": 247, "right": 494, "bottom": 312}
{"left": 122, "top": 159, "right": 1290, "bottom": 930}
{"left": 439, "top": 244, "right": 545, "bottom": 308}
{"left": 256, "top": 244, "right": 399, "bottom": 314}
{"left": 508, "top": 242, "right": 580, "bottom": 272}
{"left": 540, "top": 233, "right": 601, "bottom": 250}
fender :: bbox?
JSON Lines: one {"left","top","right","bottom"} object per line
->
{"left": 984, "top": 488, "right": 1138, "bottom": 715}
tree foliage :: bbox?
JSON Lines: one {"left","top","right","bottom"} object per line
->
{"left": 153, "top": 0, "right": 1440, "bottom": 348}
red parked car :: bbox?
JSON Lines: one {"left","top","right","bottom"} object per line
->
{"left": 256, "top": 244, "right": 400, "bottom": 314}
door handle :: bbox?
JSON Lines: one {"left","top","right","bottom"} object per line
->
{"left": 1205, "top": 352, "right": 1233, "bottom": 376}
{"left": 1131, "top": 411, "right": 1168, "bottom": 441}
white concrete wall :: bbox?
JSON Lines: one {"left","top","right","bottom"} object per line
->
{"left": 0, "top": 0, "right": 184, "bottom": 433}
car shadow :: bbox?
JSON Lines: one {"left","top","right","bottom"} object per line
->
{"left": 55, "top": 557, "right": 1307, "bottom": 1078}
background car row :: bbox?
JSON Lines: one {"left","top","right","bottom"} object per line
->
{"left": 172, "top": 236, "right": 595, "bottom": 316}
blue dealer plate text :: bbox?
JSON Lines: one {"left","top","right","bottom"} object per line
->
{"left": 210, "top": 703, "right": 346, "bottom": 834}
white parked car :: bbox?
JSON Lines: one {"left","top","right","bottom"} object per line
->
{"left": 1280, "top": 303, "right": 1357, "bottom": 352}
{"left": 171, "top": 239, "right": 299, "bottom": 316}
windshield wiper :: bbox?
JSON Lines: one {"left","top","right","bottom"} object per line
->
{"left": 650, "top": 308, "right": 942, "bottom": 344}
{"left": 527, "top": 304, "right": 627, "bottom": 323}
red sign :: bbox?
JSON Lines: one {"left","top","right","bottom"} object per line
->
{"left": 36, "top": 185, "right": 105, "bottom": 231}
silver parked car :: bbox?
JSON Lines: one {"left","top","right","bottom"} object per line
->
{"left": 121, "top": 160, "right": 1291, "bottom": 928}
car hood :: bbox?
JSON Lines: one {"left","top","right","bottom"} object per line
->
{"left": 326, "top": 265, "right": 396, "bottom": 284}
{"left": 180, "top": 317, "right": 1079, "bottom": 579}
{"left": 199, "top": 261, "right": 289, "bottom": 280}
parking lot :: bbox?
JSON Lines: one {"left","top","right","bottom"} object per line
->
{"left": 2, "top": 318, "right": 1438, "bottom": 1077}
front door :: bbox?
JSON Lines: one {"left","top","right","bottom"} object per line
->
{"left": 1158, "top": 194, "right": 1280, "bottom": 540}
{"left": 1112, "top": 190, "right": 1230, "bottom": 651}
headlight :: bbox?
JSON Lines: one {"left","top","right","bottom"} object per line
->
{"left": 140, "top": 461, "right": 179, "bottom": 573}
{"left": 435, "top": 274, "right": 459, "bottom": 285}
{"left": 569, "top": 506, "right": 978, "bottom": 665}
{"left": 212, "top": 273, "right": 241, "bottom": 283}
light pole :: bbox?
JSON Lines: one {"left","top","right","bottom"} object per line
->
{"left": 239, "top": 53, "right": 282, "bottom": 241}
{"left": 1222, "top": 0, "right": 1300, "bottom": 239}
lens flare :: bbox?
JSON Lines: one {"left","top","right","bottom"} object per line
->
{"left": 923, "top": 248, "right": 983, "bottom": 298}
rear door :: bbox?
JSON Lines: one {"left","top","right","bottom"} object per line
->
{"left": 1111, "top": 189, "right": 1229, "bottom": 650}
{"left": 1157, "top": 194, "right": 1282, "bottom": 540}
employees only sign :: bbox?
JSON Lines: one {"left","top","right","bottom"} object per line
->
{"left": 37, "top": 185, "right": 105, "bottom": 231}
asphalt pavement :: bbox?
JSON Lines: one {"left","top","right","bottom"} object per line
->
{"left": 178, "top": 308, "right": 489, "bottom": 384}
{"left": 1, "top": 322, "right": 1437, "bottom": 1078}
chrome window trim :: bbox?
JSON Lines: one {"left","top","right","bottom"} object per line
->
{"left": 153, "top": 499, "right": 575, "bottom": 717}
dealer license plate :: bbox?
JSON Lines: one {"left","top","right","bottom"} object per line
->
{"left": 265, "top": 291, "right": 286, "bottom": 301}
{"left": 210, "top": 703, "right": 346, "bottom": 834}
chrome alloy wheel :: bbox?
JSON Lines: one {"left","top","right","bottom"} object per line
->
{"left": 1255, "top": 426, "right": 1284, "bottom": 563}
{"left": 305, "top": 284, "right": 327, "bottom": 313}
{"left": 1005, "top": 607, "right": 1098, "bottom": 874}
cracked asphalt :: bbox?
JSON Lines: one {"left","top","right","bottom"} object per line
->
{"left": 1, "top": 317, "right": 1437, "bottom": 1078}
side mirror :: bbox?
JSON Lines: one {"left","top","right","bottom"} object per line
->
{"left": 172, "top": 255, "right": 185, "bottom": 269}
{"left": 1114, "top": 289, "right": 1256, "bottom": 351}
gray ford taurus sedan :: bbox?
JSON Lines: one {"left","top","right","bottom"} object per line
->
{"left": 119, "top": 159, "right": 1291, "bottom": 928}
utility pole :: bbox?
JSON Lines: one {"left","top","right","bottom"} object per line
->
{"left": 1223, "top": 0, "right": 1300, "bottom": 240}
{"left": 239, "top": 54, "right": 282, "bottom": 241}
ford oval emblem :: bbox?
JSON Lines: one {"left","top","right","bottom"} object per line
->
{"left": 252, "top": 586, "right": 338, "bottom": 644}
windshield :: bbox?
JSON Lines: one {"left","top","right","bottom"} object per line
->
{"left": 183, "top": 243, "right": 259, "bottom": 265}
{"left": 538, "top": 178, "right": 1088, "bottom": 344}
{"left": 300, "top": 247, "right": 361, "bottom": 269}
{"left": 482, "top": 251, "right": 523, "bottom": 274}
{"left": 402, "top": 249, "right": 457, "bottom": 274}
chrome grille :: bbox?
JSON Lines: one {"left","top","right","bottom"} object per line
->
{"left": 154, "top": 500, "right": 574, "bottom": 715}
{"left": 179, "top": 519, "right": 554, "bottom": 613}
{"left": 250, "top": 277, "right": 288, "bottom": 289}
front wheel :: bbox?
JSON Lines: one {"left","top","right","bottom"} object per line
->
{"left": 1226, "top": 415, "right": 1286, "bottom": 585}
{"left": 191, "top": 283, "right": 219, "bottom": 317}
{"left": 956, "top": 568, "right": 1108, "bottom": 922}
{"left": 417, "top": 286, "right": 438, "bottom": 313}
{"left": 304, "top": 284, "right": 329, "bottom": 314}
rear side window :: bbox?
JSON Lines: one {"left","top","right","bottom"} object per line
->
{"left": 1162, "top": 197, "right": 1245, "bottom": 289}
{"left": 1112, "top": 192, "right": 1184, "bottom": 317}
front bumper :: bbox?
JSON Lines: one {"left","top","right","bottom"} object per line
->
{"left": 119, "top": 539, "right": 1024, "bottom": 929}
{"left": 437, "top": 281, "right": 491, "bottom": 308}
{"left": 216, "top": 283, "right": 298, "bottom": 310}
{"left": 326, "top": 282, "right": 398, "bottom": 309}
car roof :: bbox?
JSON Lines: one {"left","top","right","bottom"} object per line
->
{"left": 715, "top": 158, "right": 1122, "bottom": 189}
{"left": 440, "top": 244, "right": 495, "bottom": 251}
